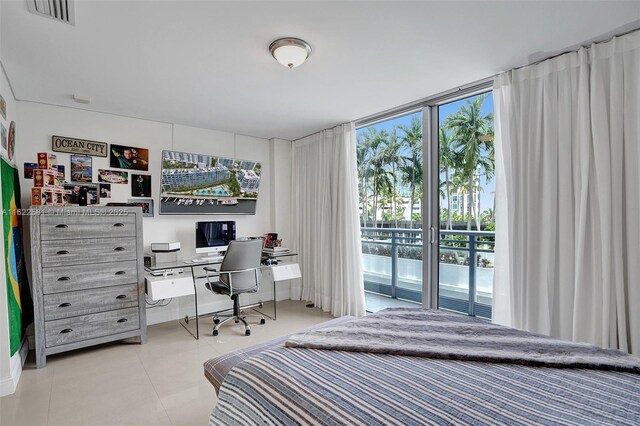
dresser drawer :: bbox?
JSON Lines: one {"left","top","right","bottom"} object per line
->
{"left": 40, "top": 213, "right": 136, "bottom": 240}
{"left": 42, "top": 260, "right": 138, "bottom": 294}
{"left": 41, "top": 238, "right": 137, "bottom": 267}
{"left": 45, "top": 307, "right": 140, "bottom": 348}
{"left": 43, "top": 284, "right": 139, "bottom": 321}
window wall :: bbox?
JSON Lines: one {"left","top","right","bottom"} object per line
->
{"left": 357, "top": 84, "right": 495, "bottom": 317}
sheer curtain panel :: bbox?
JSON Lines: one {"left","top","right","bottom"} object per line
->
{"left": 292, "top": 123, "right": 366, "bottom": 317}
{"left": 494, "top": 30, "right": 640, "bottom": 353}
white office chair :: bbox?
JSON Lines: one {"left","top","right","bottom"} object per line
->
{"left": 203, "top": 239, "right": 265, "bottom": 336}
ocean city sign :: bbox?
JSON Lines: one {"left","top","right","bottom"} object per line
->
{"left": 52, "top": 135, "right": 108, "bottom": 157}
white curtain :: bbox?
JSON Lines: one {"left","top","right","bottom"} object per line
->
{"left": 493, "top": 30, "right": 640, "bottom": 353}
{"left": 292, "top": 123, "right": 366, "bottom": 317}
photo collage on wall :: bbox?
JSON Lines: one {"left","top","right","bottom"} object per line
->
{"left": 22, "top": 135, "right": 152, "bottom": 215}
{"left": 108, "top": 143, "right": 153, "bottom": 217}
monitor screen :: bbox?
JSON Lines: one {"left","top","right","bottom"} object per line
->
{"left": 195, "top": 221, "right": 236, "bottom": 255}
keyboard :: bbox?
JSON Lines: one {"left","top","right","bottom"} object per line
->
{"left": 189, "top": 256, "right": 224, "bottom": 263}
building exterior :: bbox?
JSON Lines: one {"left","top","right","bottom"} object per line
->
{"left": 236, "top": 169, "right": 260, "bottom": 191}
{"left": 239, "top": 160, "right": 257, "bottom": 170}
{"left": 163, "top": 151, "right": 212, "bottom": 168}
{"left": 217, "top": 157, "right": 235, "bottom": 168}
{"left": 161, "top": 166, "right": 230, "bottom": 191}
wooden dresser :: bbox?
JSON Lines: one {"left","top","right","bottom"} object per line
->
{"left": 29, "top": 206, "right": 147, "bottom": 367}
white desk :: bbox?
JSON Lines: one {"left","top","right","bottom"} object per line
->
{"left": 144, "top": 252, "right": 299, "bottom": 339}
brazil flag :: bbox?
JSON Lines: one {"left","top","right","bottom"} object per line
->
{"left": 1, "top": 157, "right": 32, "bottom": 356}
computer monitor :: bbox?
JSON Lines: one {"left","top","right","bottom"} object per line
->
{"left": 195, "top": 221, "right": 236, "bottom": 256}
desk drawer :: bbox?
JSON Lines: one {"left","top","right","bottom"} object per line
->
{"left": 45, "top": 307, "right": 140, "bottom": 348}
{"left": 43, "top": 284, "right": 139, "bottom": 321}
{"left": 41, "top": 238, "right": 137, "bottom": 267}
{"left": 40, "top": 214, "right": 136, "bottom": 240}
{"left": 42, "top": 260, "right": 138, "bottom": 294}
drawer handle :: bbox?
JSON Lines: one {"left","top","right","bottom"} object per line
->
{"left": 55, "top": 224, "right": 68, "bottom": 229}
{"left": 56, "top": 250, "right": 70, "bottom": 255}
{"left": 115, "top": 271, "right": 126, "bottom": 276}
{"left": 114, "top": 247, "right": 126, "bottom": 252}
{"left": 58, "top": 303, "right": 71, "bottom": 308}
{"left": 113, "top": 223, "right": 125, "bottom": 227}
{"left": 116, "top": 294, "right": 128, "bottom": 299}
{"left": 117, "top": 318, "right": 128, "bottom": 323}
{"left": 60, "top": 328, "right": 73, "bottom": 334}
{"left": 57, "top": 276, "right": 71, "bottom": 281}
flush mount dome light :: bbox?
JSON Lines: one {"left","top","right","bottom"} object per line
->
{"left": 269, "top": 38, "right": 312, "bottom": 69}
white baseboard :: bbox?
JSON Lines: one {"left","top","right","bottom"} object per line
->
{"left": 0, "top": 338, "right": 28, "bottom": 397}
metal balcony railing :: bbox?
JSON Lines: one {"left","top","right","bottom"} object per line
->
{"left": 361, "top": 227, "right": 495, "bottom": 319}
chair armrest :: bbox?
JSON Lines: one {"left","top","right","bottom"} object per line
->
{"left": 203, "top": 266, "right": 220, "bottom": 274}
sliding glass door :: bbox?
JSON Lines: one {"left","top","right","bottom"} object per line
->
{"left": 356, "top": 111, "right": 424, "bottom": 312}
{"left": 425, "top": 91, "right": 495, "bottom": 319}
{"left": 357, "top": 82, "right": 494, "bottom": 318}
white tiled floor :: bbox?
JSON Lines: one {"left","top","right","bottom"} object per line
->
{"left": 0, "top": 300, "right": 335, "bottom": 426}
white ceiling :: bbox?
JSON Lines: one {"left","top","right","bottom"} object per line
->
{"left": 1, "top": 1, "right": 639, "bottom": 140}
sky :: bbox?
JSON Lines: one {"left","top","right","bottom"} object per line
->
{"left": 356, "top": 91, "right": 495, "bottom": 214}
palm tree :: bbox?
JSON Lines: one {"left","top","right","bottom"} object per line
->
{"left": 356, "top": 140, "right": 371, "bottom": 226}
{"left": 439, "top": 127, "right": 457, "bottom": 230}
{"left": 382, "top": 127, "right": 405, "bottom": 228}
{"left": 358, "top": 127, "right": 392, "bottom": 228}
{"left": 398, "top": 117, "right": 422, "bottom": 229}
{"left": 444, "top": 94, "right": 494, "bottom": 230}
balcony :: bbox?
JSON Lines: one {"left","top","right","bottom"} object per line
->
{"left": 361, "top": 228, "right": 494, "bottom": 319}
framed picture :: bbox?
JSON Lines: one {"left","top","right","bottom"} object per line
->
{"left": 110, "top": 144, "right": 149, "bottom": 171}
{"left": 128, "top": 198, "right": 154, "bottom": 217}
{"left": 99, "top": 183, "right": 112, "bottom": 199}
{"left": 70, "top": 154, "right": 92, "bottom": 182}
{"left": 131, "top": 174, "right": 151, "bottom": 197}
{"left": 24, "top": 162, "right": 38, "bottom": 179}
{"left": 57, "top": 165, "right": 66, "bottom": 180}
{"left": 98, "top": 169, "right": 128, "bottom": 184}
{"left": 160, "top": 149, "right": 261, "bottom": 215}
{"left": 62, "top": 183, "right": 100, "bottom": 206}
{"left": 1, "top": 122, "right": 6, "bottom": 152}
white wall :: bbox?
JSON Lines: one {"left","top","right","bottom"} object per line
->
{"left": 15, "top": 101, "right": 292, "bottom": 326}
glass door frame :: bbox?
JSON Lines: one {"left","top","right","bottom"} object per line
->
{"left": 421, "top": 81, "right": 494, "bottom": 310}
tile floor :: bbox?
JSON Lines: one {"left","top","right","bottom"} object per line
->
{"left": 364, "top": 291, "right": 420, "bottom": 312}
{"left": 0, "top": 300, "right": 335, "bottom": 426}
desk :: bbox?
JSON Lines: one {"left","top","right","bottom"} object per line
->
{"left": 144, "top": 252, "right": 298, "bottom": 339}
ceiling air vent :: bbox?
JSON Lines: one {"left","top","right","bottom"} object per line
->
{"left": 27, "top": 0, "right": 75, "bottom": 25}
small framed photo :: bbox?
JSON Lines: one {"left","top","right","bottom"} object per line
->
{"left": 70, "top": 154, "right": 93, "bottom": 182}
{"left": 99, "top": 183, "right": 112, "bottom": 199}
{"left": 24, "top": 162, "right": 38, "bottom": 179}
{"left": 131, "top": 174, "right": 151, "bottom": 197}
{"left": 128, "top": 198, "right": 154, "bottom": 217}
{"left": 98, "top": 169, "right": 128, "bottom": 184}
{"left": 111, "top": 144, "right": 149, "bottom": 171}
{"left": 62, "top": 183, "right": 100, "bottom": 206}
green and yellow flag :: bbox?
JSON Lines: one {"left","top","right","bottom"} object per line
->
{"left": 1, "top": 157, "right": 31, "bottom": 356}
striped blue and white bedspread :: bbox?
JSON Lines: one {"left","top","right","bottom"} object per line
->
{"left": 211, "top": 345, "right": 640, "bottom": 425}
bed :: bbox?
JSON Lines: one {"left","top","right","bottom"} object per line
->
{"left": 204, "top": 308, "right": 640, "bottom": 425}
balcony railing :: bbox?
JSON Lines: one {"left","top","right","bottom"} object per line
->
{"left": 361, "top": 227, "right": 495, "bottom": 319}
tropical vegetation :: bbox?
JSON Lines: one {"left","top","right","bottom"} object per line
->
{"left": 357, "top": 94, "right": 495, "bottom": 231}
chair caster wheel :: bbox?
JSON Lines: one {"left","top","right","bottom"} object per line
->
{"left": 260, "top": 319, "right": 266, "bottom": 325}
{"left": 245, "top": 330, "right": 251, "bottom": 336}
{"left": 213, "top": 318, "right": 220, "bottom": 324}
{"left": 234, "top": 319, "right": 239, "bottom": 324}
{"left": 213, "top": 330, "right": 219, "bottom": 336}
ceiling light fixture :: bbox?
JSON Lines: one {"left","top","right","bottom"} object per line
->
{"left": 269, "top": 38, "right": 312, "bottom": 69}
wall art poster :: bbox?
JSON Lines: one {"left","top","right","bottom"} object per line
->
{"left": 24, "top": 162, "right": 37, "bottom": 179}
{"left": 131, "top": 174, "right": 151, "bottom": 197}
{"left": 99, "top": 183, "right": 112, "bottom": 198}
{"left": 160, "top": 149, "right": 261, "bottom": 215}
{"left": 0, "top": 94, "right": 6, "bottom": 120}
{"left": 70, "top": 154, "right": 92, "bottom": 182}
{"left": 98, "top": 169, "right": 128, "bottom": 184}
{"left": 128, "top": 198, "right": 154, "bottom": 217}
{"left": 1, "top": 122, "right": 6, "bottom": 151}
{"left": 110, "top": 144, "right": 149, "bottom": 171}
{"left": 52, "top": 135, "right": 108, "bottom": 157}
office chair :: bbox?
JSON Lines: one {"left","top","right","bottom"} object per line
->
{"left": 203, "top": 239, "right": 265, "bottom": 336}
